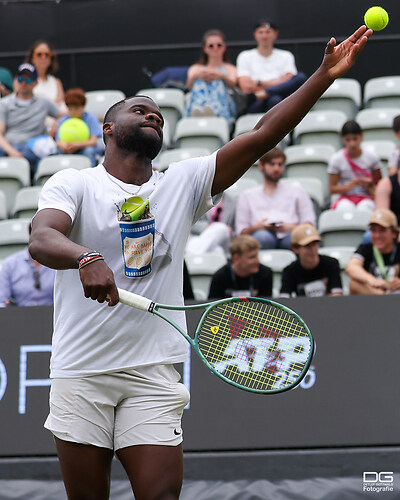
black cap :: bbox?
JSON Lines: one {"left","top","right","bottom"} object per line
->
{"left": 254, "top": 18, "right": 278, "bottom": 31}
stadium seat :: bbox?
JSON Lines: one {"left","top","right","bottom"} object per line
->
{"left": 293, "top": 110, "right": 347, "bottom": 150}
{"left": 136, "top": 88, "right": 185, "bottom": 138}
{"left": 284, "top": 144, "right": 335, "bottom": 200}
{"left": 174, "top": 117, "right": 230, "bottom": 152}
{"left": 364, "top": 76, "right": 400, "bottom": 109}
{"left": 0, "top": 157, "right": 30, "bottom": 216}
{"left": 362, "top": 140, "right": 397, "bottom": 177}
{"left": 356, "top": 108, "right": 400, "bottom": 142}
{"left": 85, "top": 89, "right": 126, "bottom": 121}
{"left": 34, "top": 155, "right": 92, "bottom": 186}
{"left": 318, "top": 209, "right": 370, "bottom": 247}
{"left": 258, "top": 249, "right": 296, "bottom": 296}
{"left": 312, "top": 78, "right": 361, "bottom": 119}
{"left": 284, "top": 177, "right": 325, "bottom": 215}
{"left": 0, "top": 218, "right": 30, "bottom": 259}
{"left": 318, "top": 245, "right": 356, "bottom": 295}
{"left": 233, "top": 113, "right": 290, "bottom": 150}
{"left": 156, "top": 148, "right": 210, "bottom": 171}
{"left": 12, "top": 186, "right": 42, "bottom": 219}
{"left": 185, "top": 252, "right": 228, "bottom": 300}
{"left": 224, "top": 177, "right": 259, "bottom": 199}
{"left": 0, "top": 190, "right": 7, "bottom": 220}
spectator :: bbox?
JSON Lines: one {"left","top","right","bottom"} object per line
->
{"left": 25, "top": 40, "right": 65, "bottom": 107}
{"left": 375, "top": 167, "right": 400, "bottom": 229}
{"left": 208, "top": 235, "right": 272, "bottom": 299}
{"left": 185, "top": 29, "right": 237, "bottom": 124}
{"left": 346, "top": 208, "right": 400, "bottom": 295}
{"left": 235, "top": 147, "right": 315, "bottom": 249}
{"left": 0, "top": 67, "right": 14, "bottom": 97}
{"left": 280, "top": 223, "right": 342, "bottom": 298}
{"left": 0, "top": 63, "right": 60, "bottom": 176}
{"left": 329, "top": 120, "right": 382, "bottom": 212}
{"left": 387, "top": 114, "right": 400, "bottom": 176}
{"left": 55, "top": 88, "right": 104, "bottom": 167}
{"left": 0, "top": 241, "right": 56, "bottom": 307}
{"left": 236, "top": 19, "right": 306, "bottom": 114}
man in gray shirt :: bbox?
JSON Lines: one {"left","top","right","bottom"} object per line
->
{"left": 0, "top": 63, "right": 60, "bottom": 175}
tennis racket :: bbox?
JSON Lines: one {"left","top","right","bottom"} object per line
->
{"left": 116, "top": 288, "right": 315, "bottom": 394}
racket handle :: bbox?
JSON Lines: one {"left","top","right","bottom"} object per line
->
{"left": 117, "top": 288, "right": 153, "bottom": 312}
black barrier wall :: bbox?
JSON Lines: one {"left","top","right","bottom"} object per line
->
{"left": 0, "top": 295, "right": 399, "bottom": 456}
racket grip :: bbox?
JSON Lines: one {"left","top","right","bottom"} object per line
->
{"left": 117, "top": 288, "right": 153, "bottom": 312}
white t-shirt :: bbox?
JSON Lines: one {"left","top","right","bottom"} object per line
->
{"left": 37, "top": 153, "right": 219, "bottom": 378}
{"left": 327, "top": 149, "right": 382, "bottom": 196}
{"left": 236, "top": 48, "right": 297, "bottom": 81}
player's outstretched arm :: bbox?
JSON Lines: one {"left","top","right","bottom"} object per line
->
{"left": 212, "top": 25, "right": 372, "bottom": 195}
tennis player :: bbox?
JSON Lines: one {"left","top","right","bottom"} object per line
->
{"left": 29, "top": 26, "right": 371, "bottom": 500}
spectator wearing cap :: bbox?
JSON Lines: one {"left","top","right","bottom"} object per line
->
{"left": 280, "top": 223, "right": 343, "bottom": 298}
{"left": 55, "top": 88, "right": 104, "bottom": 167}
{"left": 0, "top": 67, "right": 14, "bottom": 97}
{"left": 236, "top": 19, "right": 307, "bottom": 114}
{"left": 346, "top": 208, "right": 400, "bottom": 295}
{"left": 0, "top": 63, "right": 60, "bottom": 175}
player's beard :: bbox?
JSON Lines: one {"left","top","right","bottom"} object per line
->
{"left": 115, "top": 125, "right": 163, "bottom": 160}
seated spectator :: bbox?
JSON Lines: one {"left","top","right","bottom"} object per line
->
{"left": 329, "top": 120, "right": 382, "bottom": 212}
{"left": 185, "top": 29, "right": 237, "bottom": 124}
{"left": 55, "top": 88, "right": 104, "bottom": 167}
{"left": 235, "top": 148, "right": 315, "bottom": 249}
{"left": 375, "top": 167, "right": 400, "bottom": 230}
{"left": 25, "top": 40, "right": 65, "bottom": 107}
{"left": 0, "top": 242, "right": 56, "bottom": 307}
{"left": 346, "top": 208, "right": 400, "bottom": 295}
{"left": 187, "top": 193, "right": 236, "bottom": 256}
{"left": 208, "top": 235, "right": 272, "bottom": 299}
{"left": 0, "top": 63, "right": 60, "bottom": 176}
{"left": 280, "top": 223, "right": 342, "bottom": 298}
{"left": 236, "top": 19, "right": 306, "bottom": 114}
{"left": 0, "top": 67, "right": 14, "bottom": 97}
{"left": 387, "top": 114, "right": 400, "bottom": 176}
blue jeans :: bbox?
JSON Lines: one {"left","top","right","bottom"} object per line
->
{"left": 252, "top": 229, "right": 292, "bottom": 249}
{"left": 246, "top": 73, "right": 307, "bottom": 113}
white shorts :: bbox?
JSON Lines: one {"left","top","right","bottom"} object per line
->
{"left": 44, "top": 364, "right": 190, "bottom": 451}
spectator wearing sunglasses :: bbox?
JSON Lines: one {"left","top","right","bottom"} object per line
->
{"left": 25, "top": 40, "right": 65, "bottom": 108}
{"left": 184, "top": 29, "right": 237, "bottom": 124}
{"left": 0, "top": 63, "right": 60, "bottom": 176}
{"left": 0, "top": 225, "right": 55, "bottom": 306}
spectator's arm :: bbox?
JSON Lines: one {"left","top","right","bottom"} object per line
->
{"left": 0, "top": 122, "right": 23, "bottom": 157}
{"left": 345, "top": 256, "right": 387, "bottom": 290}
{"left": 374, "top": 177, "right": 392, "bottom": 210}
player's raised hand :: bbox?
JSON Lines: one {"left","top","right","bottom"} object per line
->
{"left": 321, "top": 25, "right": 372, "bottom": 80}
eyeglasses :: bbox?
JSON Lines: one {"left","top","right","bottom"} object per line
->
{"left": 206, "top": 43, "right": 224, "bottom": 48}
{"left": 34, "top": 51, "right": 52, "bottom": 58}
{"left": 17, "top": 75, "right": 34, "bottom": 84}
{"left": 33, "top": 269, "right": 41, "bottom": 290}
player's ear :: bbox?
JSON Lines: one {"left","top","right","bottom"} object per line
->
{"left": 103, "top": 121, "right": 113, "bottom": 138}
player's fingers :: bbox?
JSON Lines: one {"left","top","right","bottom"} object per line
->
{"left": 324, "top": 37, "right": 336, "bottom": 54}
{"left": 106, "top": 287, "right": 119, "bottom": 307}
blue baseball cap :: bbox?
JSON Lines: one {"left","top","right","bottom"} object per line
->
{"left": 17, "top": 63, "right": 37, "bottom": 80}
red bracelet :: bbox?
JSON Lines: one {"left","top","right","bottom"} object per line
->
{"left": 77, "top": 251, "right": 104, "bottom": 269}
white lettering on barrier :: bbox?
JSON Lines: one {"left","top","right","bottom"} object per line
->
{"left": 18, "top": 345, "right": 52, "bottom": 414}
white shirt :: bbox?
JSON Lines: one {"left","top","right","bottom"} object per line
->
{"left": 37, "top": 153, "right": 219, "bottom": 377}
{"left": 236, "top": 48, "right": 297, "bottom": 81}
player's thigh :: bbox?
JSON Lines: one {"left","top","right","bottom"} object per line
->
{"left": 55, "top": 437, "right": 114, "bottom": 500}
{"left": 116, "top": 443, "right": 183, "bottom": 500}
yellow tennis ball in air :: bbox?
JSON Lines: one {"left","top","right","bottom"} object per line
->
{"left": 58, "top": 117, "right": 90, "bottom": 142}
{"left": 364, "top": 6, "right": 389, "bottom": 31}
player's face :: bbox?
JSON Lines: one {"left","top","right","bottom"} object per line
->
{"left": 296, "top": 241, "right": 320, "bottom": 269}
{"left": 235, "top": 249, "right": 260, "bottom": 276}
{"left": 113, "top": 97, "right": 164, "bottom": 159}
{"left": 370, "top": 224, "right": 396, "bottom": 253}
{"left": 260, "top": 158, "right": 285, "bottom": 183}
{"left": 254, "top": 26, "right": 278, "bottom": 47}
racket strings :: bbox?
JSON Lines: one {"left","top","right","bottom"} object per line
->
{"left": 197, "top": 300, "right": 312, "bottom": 392}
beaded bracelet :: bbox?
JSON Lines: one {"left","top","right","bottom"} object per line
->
{"left": 77, "top": 251, "right": 104, "bottom": 269}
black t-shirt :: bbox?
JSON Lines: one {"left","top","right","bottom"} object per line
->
{"left": 280, "top": 255, "right": 342, "bottom": 297}
{"left": 354, "top": 242, "right": 400, "bottom": 279}
{"left": 208, "top": 263, "right": 273, "bottom": 299}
